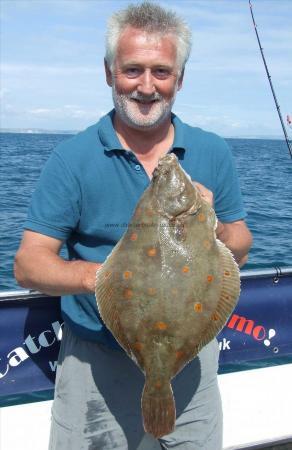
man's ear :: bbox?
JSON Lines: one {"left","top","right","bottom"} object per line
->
{"left": 104, "top": 59, "right": 113, "bottom": 87}
{"left": 177, "top": 68, "right": 185, "bottom": 91}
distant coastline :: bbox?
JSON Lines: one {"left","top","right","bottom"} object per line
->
{"left": 0, "top": 128, "right": 287, "bottom": 141}
{"left": 0, "top": 128, "right": 78, "bottom": 135}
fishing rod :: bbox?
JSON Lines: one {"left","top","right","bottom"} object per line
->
{"left": 249, "top": 0, "right": 292, "bottom": 159}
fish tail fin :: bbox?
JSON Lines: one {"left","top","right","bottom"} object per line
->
{"left": 142, "top": 378, "right": 176, "bottom": 438}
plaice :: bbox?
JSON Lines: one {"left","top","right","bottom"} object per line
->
{"left": 95, "top": 153, "right": 240, "bottom": 438}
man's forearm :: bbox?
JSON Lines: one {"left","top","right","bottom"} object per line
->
{"left": 14, "top": 246, "right": 100, "bottom": 296}
{"left": 216, "top": 220, "right": 252, "bottom": 268}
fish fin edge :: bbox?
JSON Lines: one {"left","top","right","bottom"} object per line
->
{"left": 198, "top": 239, "right": 240, "bottom": 351}
{"left": 95, "top": 268, "right": 132, "bottom": 356}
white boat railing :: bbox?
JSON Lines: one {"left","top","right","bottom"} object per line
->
{"left": 1, "top": 266, "right": 292, "bottom": 301}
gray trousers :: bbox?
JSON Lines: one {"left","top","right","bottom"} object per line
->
{"left": 49, "top": 326, "right": 222, "bottom": 450}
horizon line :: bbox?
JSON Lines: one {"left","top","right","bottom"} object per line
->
{"left": 0, "top": 127, "right": 288, "bottom": 141}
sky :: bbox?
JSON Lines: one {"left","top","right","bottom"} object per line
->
{"left": 1, "top": 0, "right": 291, "bottom": 137}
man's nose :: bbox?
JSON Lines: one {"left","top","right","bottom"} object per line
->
{"left": 137, "top": 70, "right": 155, "bottom": 96}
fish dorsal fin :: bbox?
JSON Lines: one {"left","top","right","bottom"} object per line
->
{"left": 198, "top": 239, "right": 240, "bottom": 351}
{"left": 95, "top": 269, "right": 132, "bottom": 357}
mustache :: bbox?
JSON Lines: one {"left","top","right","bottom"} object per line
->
{"left": 128, "top": 91, "right": 163, "bottom": 103}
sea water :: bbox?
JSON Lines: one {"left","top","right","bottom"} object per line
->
{"left": 0, "top": 132, "right": 292, "bottom": 290}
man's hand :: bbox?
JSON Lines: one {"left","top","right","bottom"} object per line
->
{"left": 193, "top": 182, "right": 214, "bottom": 207}
{"left": 193, "top": 181, "right": 252, "bottom": 268}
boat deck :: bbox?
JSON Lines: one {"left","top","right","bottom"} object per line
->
{"left": 239, "top": 441, "right": 292, "bottom": 450}
{"left": 1, "top": 364, "right": 292, "bottom": 450}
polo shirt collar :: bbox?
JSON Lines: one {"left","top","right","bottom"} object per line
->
{"left": 98, "top": 110, "right": 123, "bottom": 151}
{"left": 171, "top": 113, "right": 185, "bottom": 152}
{"left": 98, "top": 109, "right": 186, "bottom": 154}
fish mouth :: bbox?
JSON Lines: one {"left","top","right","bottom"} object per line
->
{"left": 153, "top": 154, "right": 178, "bottom": 178}
{"left": 152, "top": 153, "right": 202, "bottom": 219}
{"left": 158, "top": 153, "right": 177, "bottom": 165}
{"left": 152, "top": 154, "right": 186, "bottom": 200}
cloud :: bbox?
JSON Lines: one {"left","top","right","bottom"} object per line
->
{"left": 1, "top": 0, "right": 291, "bottom": 136}
{"left": 1, "top": 101, "right": 108, "bottom": 130}
{"left": 27, "top": 104, "right": 100, "bottom": 121}
{"left": 2, "top": 63, "right": 103, "bottom": 76}
{"left": 0, "top": 88, "right": 10, "bottom": 99}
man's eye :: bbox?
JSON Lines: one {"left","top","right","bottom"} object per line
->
{"left": 125, "top": 68, "right": 140, "bottom": 77}
{"left": 154, "top": 68, "right": 170, "bottom": 79}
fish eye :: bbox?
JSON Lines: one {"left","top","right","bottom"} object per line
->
{"left": 189, "top": 208, "right": 200, "bottom": 216}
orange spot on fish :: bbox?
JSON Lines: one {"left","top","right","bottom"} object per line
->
{"left": 224, "top": 270, "right": 231, "bottom": 277}
{"left": 135, "top": 207, "right": 142, "bottom": 216}
{"left": 194, "top": 302, "right": 203, "bottom": 313}
{"left": 130, "top": 233, "right": 138, "bottom": 241}
{"left": 203, "top": 239, "right": 211, "bottom": 249}
{"left": 123, "top": 271, "right": 133, "bottom": 280}
{"left": 198, "top": 213, "right": 206, "bottom": 222}
{"left": 123, "top": 289, "right": 133, "bottom": 299}
{"left": 147, "top": 248, "right": 157, "bottom": 257}
{"left": 207, "top": 274, "right": 214, "bottom": 283}
{"left": 134, "top": 342, "right": 143, "bottom": 351}
{"left": 175, "top": 350, "right": 184, "bottom": 359}
{"left": 182, "top": 266, "right": 190, "bottom": 273}
{"left": 148, "top": 287, "right": 156, "bottom": 296}
{"left": 154, "top": 381, "right": 162, "bottom": 389}
{"left": 154, "top": 321, "right": 168, "bottom": 331}
{"left": 146, "top": 208, "right": 154, "bottom": 217}
{"left": 211, "top": 312, "right": 220, "bottom": 321}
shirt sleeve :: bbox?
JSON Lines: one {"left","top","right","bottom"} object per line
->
{"left": 214, "top": 140, "right": 246, "bottom": 223}
{"left": 24, "top": 150, "right": 81, "bottom": 240}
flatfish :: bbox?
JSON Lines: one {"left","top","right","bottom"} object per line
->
{"left": 95, "top": 153, "right": 240, "bottom": 438}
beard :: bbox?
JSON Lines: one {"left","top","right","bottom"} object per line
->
{"left": 112, "top": 83, "right": 178, "bottom": 130}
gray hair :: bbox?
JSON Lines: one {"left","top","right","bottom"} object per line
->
{"left": 105, "top": 1, "right": 192, "bottom": 75}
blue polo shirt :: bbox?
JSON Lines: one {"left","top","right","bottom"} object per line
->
{"left": 24, "top": 110, "right": 246, "bottom": 346}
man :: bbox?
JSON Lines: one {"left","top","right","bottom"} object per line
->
{"left": 14, "top": 2, "right": 252, "bottom": 449}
